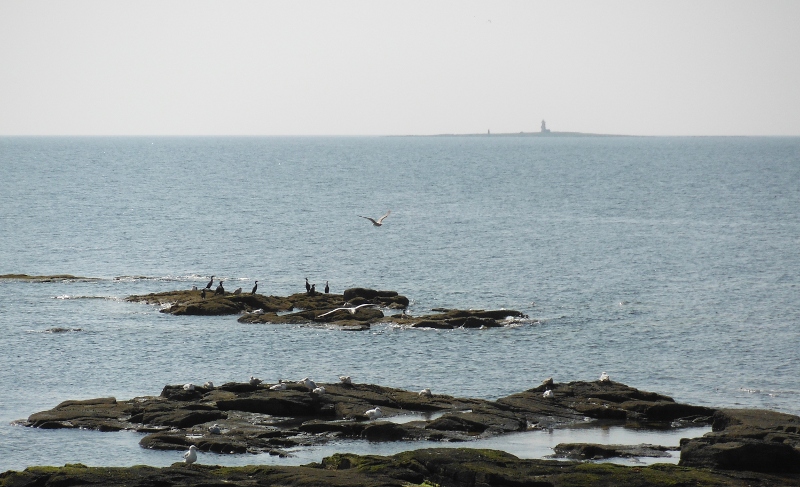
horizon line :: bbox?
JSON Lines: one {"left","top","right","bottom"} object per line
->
{"left": 2, "top": 132, "right": 799, "bottom": 138}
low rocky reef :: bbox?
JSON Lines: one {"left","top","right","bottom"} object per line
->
{"left": 22, "top": 378, "right": 711, "bottom": 458}
{"left": 0, "top": 273, "right": 98, "bottom": 282}
{"left": 13, "top": 378, "right": 800, "bottom": 483}
{"left": 127, "top": 286, "right": 527, "bottom": 330}
{"left": 4, "top": 448, "right": 799, "bottom": 487}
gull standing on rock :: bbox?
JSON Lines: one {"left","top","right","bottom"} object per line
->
{"left": 599, "top": 371, "right": 611, "bottom": 383}
{"left": 339, "top": 375, "right": 352, "bottom": 384}
{"left": 183, "top": 445, "right": 198, "bottom": 466}
{"left": 299, "top": 377, "right": 317, "bottom": 390}
{"left": 270, "top": 382, "right": 287, "bottom": 391}
{"left": 419, "top": 388, "right": 432, "bottom": 397}
{"left": 208, "top": 424, "right": 221, "bottom": 434}
{"left": 358, "top": 210, "right": 391, "bottom": 227}
{"left": 249, "top": 376, "right": 262, "bottom": 386}
{"left": 365, "top": 407, "right": 383, "bottom": 420}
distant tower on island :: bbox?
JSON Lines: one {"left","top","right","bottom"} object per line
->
{"left": 540, "top": 120, "right": 551, "bottom": 133}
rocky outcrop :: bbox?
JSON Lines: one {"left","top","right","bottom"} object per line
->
{"left": 4, "top": 448, "right": 800, "bottom": 487}
{"left": 0, "top": 273, "right": 98, "bottom": 282}
{"left": 22, "top": 379, "right": 712, "bottom": 456}
{"left": 127, "top": 287, "right": 528, "bottom": 331}
{"left": 679, "top": 408, "right": 800, "bottom": 473}
{"left": 384, "top": 308, "right": 528, "bottom": 329}
{"left": 496, "top": 378, "right": 715, "bottom": 427}
{"left": 553, "top": 443, "right": 674, "bottom": 459}
{"left": 126, "top": 290, "right": 294, "bottom": 316}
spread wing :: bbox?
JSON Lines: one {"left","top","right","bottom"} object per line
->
{"left": 376, "top": 210, "right": 391, "bottom": 223}
{"left": 317, "top": 307, "right": 347, "bottom": 318}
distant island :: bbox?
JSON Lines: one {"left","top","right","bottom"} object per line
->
{"left": 428, "top": 121, "right": 631, "bottom": 137}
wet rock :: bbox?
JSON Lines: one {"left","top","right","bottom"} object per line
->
{"left": 679, "top": 408, "right": 800, "bottom": 473}
{"left": 24, "top": 379, "right": 716, "bottom": 459}
{"left": 5, "top": 448, "right": 800, "bottom": 487}
{"left": 553, "top": 442, "right": 673, "bottom": 459}
{"left": 127, "top": 290, "right": 293, "bottom": 316}
{"left": 0, "top": 273, "right": 98, "bottom": 282}
{"left": 342, "top": 288, "right": 410, "bottom": 308}
{"left": 398, "top": 309, "right": 528, "bottom": 329}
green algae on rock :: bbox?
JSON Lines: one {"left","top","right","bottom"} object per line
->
{"left": 3, "top": 448, "right": 799, "bottom": 487}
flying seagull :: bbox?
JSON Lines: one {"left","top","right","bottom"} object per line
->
{"left": 358, "top": 210, "right": 391, "bottom": 226}
{"left": 316, "top": 303, "right": 378, "bottom": 318}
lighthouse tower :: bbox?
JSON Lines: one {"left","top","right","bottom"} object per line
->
{"left": 540, "top": 120, "right": 551, "bottom": 133}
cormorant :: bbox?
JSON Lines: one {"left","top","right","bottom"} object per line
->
{"left": 305, "top": 277, "right": 311, "bottom": 293}
{"left": 324, "top": 281, "right": 329, "bottom": 293}
{"left": 251, "top": 280, "right": 258, "bottom": 294}
{"left": 200, "top": 288, "right": 206, "bottom": 300}
{"left": 205, "top": 276, "right": 214, "bottom": 289}
{"left": 215, "top": 281, "right": 224, "bottom": 295}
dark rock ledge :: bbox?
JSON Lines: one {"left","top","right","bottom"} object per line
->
{"left": 127, "top": 287, "right": 527, "bottom": 330}
{"left": 3, "top": 447, "right": 800, "bottom": 487}
{"left": 0, "top": 273, "right": 99, "bottom": 282}
{"left": 22, "top": 379, "right": 714, "bottom": 456}
{"left": 13, "top": 379, "right": 800, "bottom": 482}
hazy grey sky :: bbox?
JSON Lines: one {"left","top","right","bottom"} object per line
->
{"left": 2, "top": 1, "right": 799, "bottom": 136}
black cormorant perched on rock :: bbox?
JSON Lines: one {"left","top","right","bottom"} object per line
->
{"left": 324, "top": 281, "right": 329, "bottom": 294}
{"left": 215, "top": 281, "right": 224, "bottom": 296}
{"left": 200, "top": 288, "right": 206, "bottom": 300}
{"left": 206, "top": 276, "right": 214, "bottom": 289}
{"left": 251, "top": 281, "right": 258, "bottom": 294}
{"left": 310, "top": 283, "right": 316, "bottom": 295}
{"left": 305, "top": 277, "right": 311, "bottom": 293}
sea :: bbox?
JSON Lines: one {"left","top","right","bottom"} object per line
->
{"left": 0, "top": 135, "right": 798, "bottom": 472}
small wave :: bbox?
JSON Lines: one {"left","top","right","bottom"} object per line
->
{"left": 54, "top": 295, "right": 121, "bottom": 301}
{"left": 739, "top": 387, "right": 800, "bottom": 397}
{"left": 28, "top": 327, "right": 84, "bottom": 334}
{"left": 113, "top": 274, "right": 253, "bottom": 283}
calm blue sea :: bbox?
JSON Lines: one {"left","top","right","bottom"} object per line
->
{"left": 0, "top": 135, "right": 798, "bottom": 471}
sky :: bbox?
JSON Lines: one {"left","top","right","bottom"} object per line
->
{"left": 1, "top": 1, "right": 799, "bottom": 136}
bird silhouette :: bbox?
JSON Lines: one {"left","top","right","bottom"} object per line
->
{"left": 316, "top": 303, "right": 378, "bottom": 319}
{"left": 251, "top": 281, "right": 258, "bottom": 294}
{"left": 358, "top": 210, "right": 391, "bottom": 226}
{"left": 205, "top": 276, "right": 214, "bottom": 289}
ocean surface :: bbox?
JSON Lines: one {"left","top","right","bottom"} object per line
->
{"left": 0, "top": 135, "right": 798, "bottom": 472}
